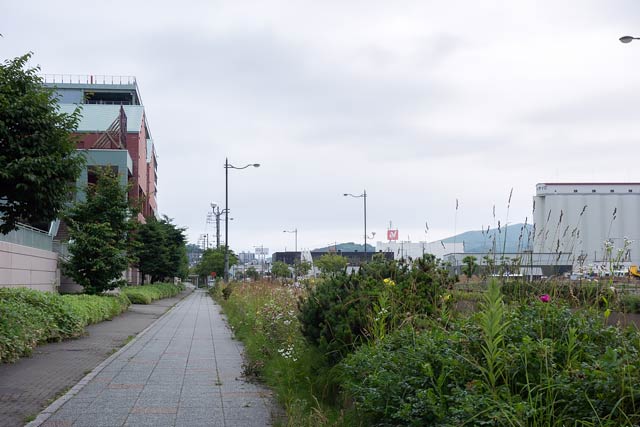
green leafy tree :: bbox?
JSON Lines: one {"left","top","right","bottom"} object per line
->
{"left": 195, "top": 247, "right": 237, "bottom": 281}
{"left": 462, "top": 255, "right": 478, "bottom": 281}
{"left": 245, "top": 266, "right": 260, "bottom": 281}
{"left": 134, "top": 216, "right": 188, "bottom": 283}
{"left": 315, "top": 253, "right": 348, "bottom": 277}
{"left": 62, "top": 168, "right": 134, "bottom": 294}
{"left": 293, "top": 260, "right": 312, "bottom": 278}
{"left": 0, "top": 53, "right": 85, "bottom": 234}
{"left": 271, "top": 261, "right": 291, "bottom": 279}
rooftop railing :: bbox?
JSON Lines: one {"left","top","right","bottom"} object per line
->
{"left": 42, "top": 74, "right": 137, "bottom": 85}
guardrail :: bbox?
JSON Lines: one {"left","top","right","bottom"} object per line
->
{"left": 42, "top": 74, "right": 136, "bottom": 85}
{"left": 0, "top": 223, "right": 53, "bottom": 251}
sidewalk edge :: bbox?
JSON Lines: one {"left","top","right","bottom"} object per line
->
{"left": 25, "top": 288, "right": 193, "bottom": 427}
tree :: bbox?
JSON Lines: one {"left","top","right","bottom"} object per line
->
{"left": 462, "top": 255, "right": 478, "bottom": 282}
{"left": 315, "top": 253, "right": 348, "bottom": 277}
{"left": 245, "top": 266, "right": 260, "bottom": 281}
{"left": 0, "top": 53, "right": 85, "bottom": 234}
{"left": 294, "top": 260, "right": 312, "bottom": 278}
{"left": 271, "top": 261, "right": 291, "bottom": 280}
{"left": 195, "top": 247, "right": 237, "bottom": 281}
{"left": 62, "top": 168, "right": 134, "bottom": 294}
{"left": 134, "top": 216, "right": 188, "bottom": 283}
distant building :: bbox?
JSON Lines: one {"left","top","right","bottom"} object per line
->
{"left": 533, "top": 183, "right": 640, "bottom": 267}
{"left": 444, "top": 251, "right": 573, "bottom": 278}
{"left": 376, "top": 241, "right": 462, "bottom": 260}
{"left": 238, "top": 252, "right": 256, "bottom": 264}
{"left": 272, "top": 251, "right": 393, "bottom": 266}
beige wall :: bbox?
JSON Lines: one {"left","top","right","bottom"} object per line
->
{"left": 0, "top": 241, "right": 59, "bottom": 292}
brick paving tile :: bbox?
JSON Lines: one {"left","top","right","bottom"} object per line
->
{"left": 25, "top": 289, "right": 281, "bottom": 427}
{"left": 0, "top": 288, "right": 191, "bottom": 427}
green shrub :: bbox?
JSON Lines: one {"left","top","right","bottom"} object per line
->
{"left": 619, "top": 294, "right": 640, "bottom": 313}
{"left": 298, "top": 255, "right": 453, "bottom": 366}
{"left": 340, "top": 285, "right": 640, "bottom": 426}
{"left": 0, "top": 288, "right": 131, "bottom": 363}
{"left": 211, "top": 281, "right": 345, "bottom": 425}
{"left": 500, "top": 279, "right": 604, "bottom": 306}
{"left": 120, "top": 282, "right": 183, "bottom": 304}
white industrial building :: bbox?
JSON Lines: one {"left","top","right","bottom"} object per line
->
{"left": 375, "top": 241, "right": 463, "bottom": 261}
{"left": 533, "top": 183, "right": 640, "bottom": 267}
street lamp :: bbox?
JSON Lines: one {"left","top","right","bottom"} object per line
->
{"left": 224, "top": 158, "right": 260, "bottom": 282}
{"left": 343, "top": 190, "right": 368, "bottom": 259}
{"left": 283, "top": 228, "right": 298, "bottom": 254}
{"left": 620, "top": 36, "right": 640, "bottom": 43}
{"left": 283, "top": 228, "right": 298, "bottom": 281}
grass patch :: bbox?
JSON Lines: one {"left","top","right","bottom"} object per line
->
{"left": 210, "top": 281, "right": 347, "bottom": 426}
{"left": 120, "top": 282, "right": 184, "bottom": 304}
{"left": 0, "top": 288, "right": 130, "bottom": 363}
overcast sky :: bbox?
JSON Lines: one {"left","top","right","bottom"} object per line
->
{"left": 3, "top": 1, "right": 640, "bottom": 254}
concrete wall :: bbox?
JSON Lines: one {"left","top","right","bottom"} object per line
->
{"left": 0, "top": 241, "right": 59, "bottom": 292}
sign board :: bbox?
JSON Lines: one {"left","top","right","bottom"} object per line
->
{"left": 255, "top": 247, "right": 269, "bottom": 255}
{"left": 210, "top": 271, "right": 216, "bottom": 278}
{"left": 387, "top": 229, "right": 399, "bottom": 241}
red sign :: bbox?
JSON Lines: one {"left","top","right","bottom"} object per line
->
{"left": 387, "top": 229, "right": 399, "bottom": 241}
{"left": 210, "top": 272, "right": 217, "bottom": 278}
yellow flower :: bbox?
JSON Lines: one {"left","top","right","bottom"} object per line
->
{"left": 443, "top": 294, "right": 451, "bottom": 302}
{"left": 383, "top": 278, "right": 395, "bottom": 287}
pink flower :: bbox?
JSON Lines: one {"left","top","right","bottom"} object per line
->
{"left": 539, "top": 294, "right": 550, "bottom": 303}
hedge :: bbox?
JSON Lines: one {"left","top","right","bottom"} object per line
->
{"left": 120, "top": 282, "right": 184, "bottom": 304}
{"left": 0, "top": 288, "right": 130, "bottom": 363}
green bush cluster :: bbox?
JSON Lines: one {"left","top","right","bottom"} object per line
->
{"left": 500, "top": 279, "right": 604, "bottom": 305}
{"left": 121, "top": 282, "right": 184, "bottom": 304}
{"left": 298, "top": 255, "right": 453, "bottom": 365}
{"left": 619, "top": 294, "right": 640, "bottom": 313}
{"left": 0, "top": 288, "right": 130, "bottom": 363}
{"left": 340, "top": 283, "right": 640, "bottom": 426}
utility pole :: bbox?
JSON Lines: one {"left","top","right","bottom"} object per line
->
{"left": 208, "top": 203, "right": 227, "bottom": 249}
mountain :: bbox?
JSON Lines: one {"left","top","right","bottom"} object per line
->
{"left": 313, "top": 242, "right": 376, "bottom": 252}
{"left": 440, "top": 223, "right": 533, "bottom": 253}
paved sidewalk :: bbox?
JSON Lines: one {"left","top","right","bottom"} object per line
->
{"left": 31, "top": 290, "right": 278, "bottom": 427}
{"left": 0, "top": 287, "right": 193, "bottom": 427}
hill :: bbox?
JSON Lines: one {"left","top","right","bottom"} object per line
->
{"left": 440, "top": 223, "right": 533, "bottom": 253}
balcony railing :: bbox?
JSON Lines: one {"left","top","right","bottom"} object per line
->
{"left": 0, "top": 222, "right": 53, "bottom": 251}
{"left": 42, "top": 74, "right": 136, "bottom": 85}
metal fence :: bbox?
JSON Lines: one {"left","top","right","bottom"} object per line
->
{"left": 0, "top": 223, "right": 53, "bottom": 251}
{"left": 42, "top": 74, "right": 136, "bottom": 85}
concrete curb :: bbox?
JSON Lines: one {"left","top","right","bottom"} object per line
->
{"left": 25, "top": 287, "right": 194, "bottom": 427}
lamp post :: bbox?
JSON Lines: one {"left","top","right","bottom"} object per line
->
{"left": 283, "top": 228, "right": 298, "bottom": 281}
{"left": 283, "top": 228, "right": 298, "bottom": 254}
{"left": 224, "top": 158, "right": 260, "bottom": 282}
{"left": 343, "top": 190, "right": 368, "bottom": 259}
{"left": 620, "top": 36, "right": 640, "bottom": 43}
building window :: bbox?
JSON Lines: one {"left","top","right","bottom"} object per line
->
{"left": 630, "top": 189, "right": 633, "bottom": 193}
{"left": 610, "top": 189, "right": 615, "bottom": 193}
{"left": 573, "top": 189, "right": 578, "bottom": 193}
{"left": 592, "top": 189, "right": 596, "bottom": 193}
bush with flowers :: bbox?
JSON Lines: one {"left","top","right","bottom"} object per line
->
{"left": 340, "top": 281, "right": 640, "bottom": 426}
{"left": 298, "top": 254, "right": 454, "bottom": 366}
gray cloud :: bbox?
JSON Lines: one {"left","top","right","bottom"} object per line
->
{"left": 3, "top": 0, "right": 640, "bottom": 252}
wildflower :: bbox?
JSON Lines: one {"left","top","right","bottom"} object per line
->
{"left": 443, "top": 294, "right": 451, "bottom": 302}
{"left": 383, "top": 278, "right": 396, "bottom": 287}
{"left": 539, "top": 294, "right": 550, "bottom": 303}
